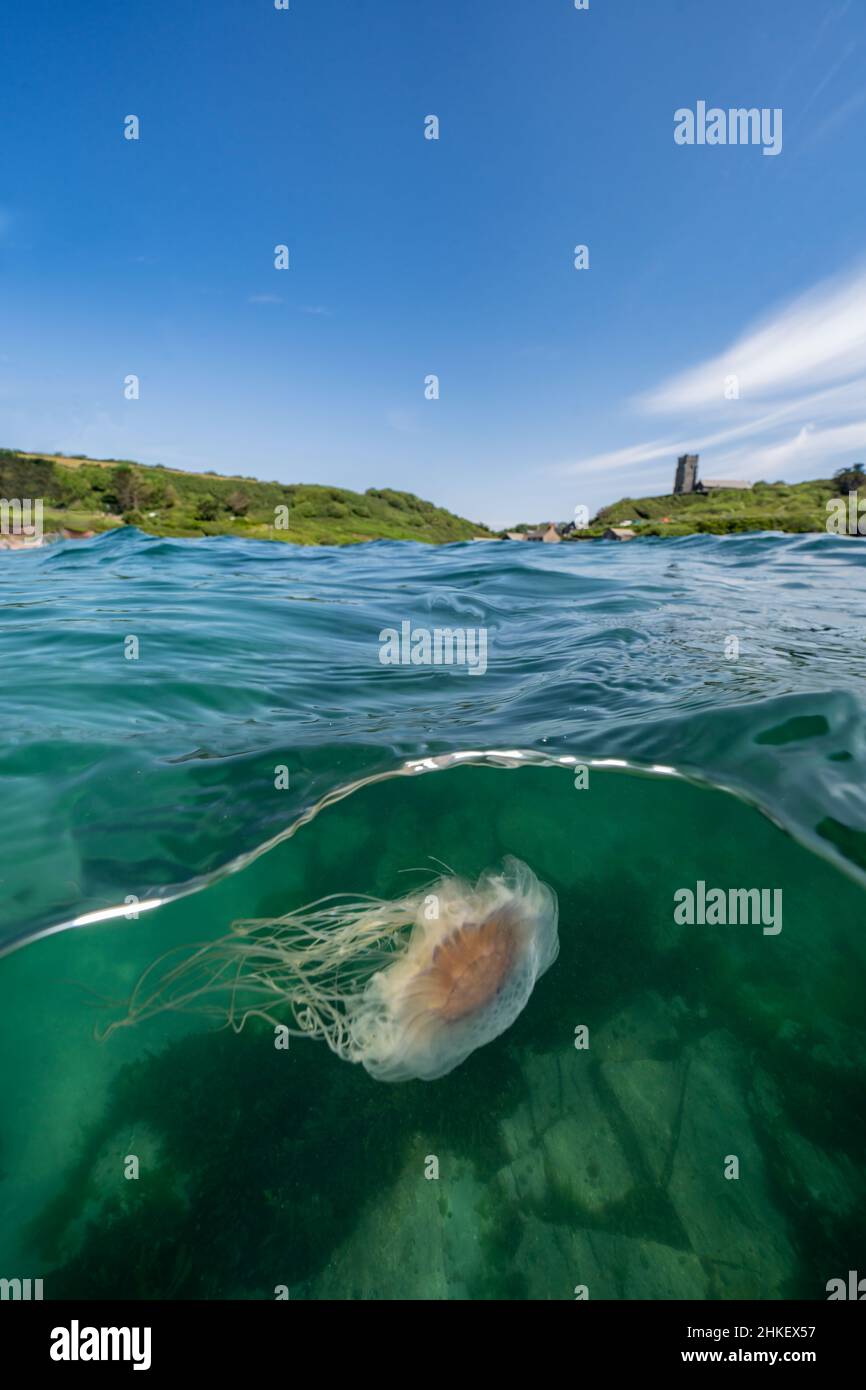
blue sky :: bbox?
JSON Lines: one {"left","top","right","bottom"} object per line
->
{"left": 2, "top": 0, "right": 865, "bottom": 527}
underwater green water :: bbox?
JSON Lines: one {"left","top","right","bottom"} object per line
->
{"left": 1, "top": 530, "right": 865, "bottom": 1299}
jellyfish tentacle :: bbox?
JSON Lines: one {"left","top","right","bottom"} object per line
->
{"left": 104, "top": 860, "right": 559, "bottom": 1082}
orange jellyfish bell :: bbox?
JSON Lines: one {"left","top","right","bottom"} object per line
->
{"left": 425, "top": 911, "right": 519, "bottom": 1022}
{"left": 109, "top": 856, "right": 559, "bottom": 1083}
{"left": 337, "top": 857, "right": 559, "bottom": 1080}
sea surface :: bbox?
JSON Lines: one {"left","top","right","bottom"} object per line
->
{"left": 0, "top": 527, "right": 864, "bottom": 1299}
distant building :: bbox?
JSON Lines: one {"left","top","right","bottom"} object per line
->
{"left": 673, "top": 453, "right": 752, "bottom": 494}
{"left": 674, "top": 454, "right": 699, "bottom": 494}
{"left": 603, "top": 527, "right": 636, "bottom": 541}
{"left": 504, "top": 531, "right": 528, "bottom": 541}
{"left": 525, "top": 523, "right": 562, "bottom": 543}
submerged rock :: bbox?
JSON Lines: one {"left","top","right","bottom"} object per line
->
{"left": 665, "top": 1030, "right": 795, "bottom": 1298}
{"left": 593, "top": 990, "right": 682, "bottom": 1063}
{"left": 309, "top": 1148, "right": 487, "bottom": 1299}
{"left": 498, "top": 1049, "right": 634, "bottom": 1215}
{"left": 309, "top": 999, "right": 848, "bottom": 1300}
{"left": 514, "top": 1217, "right": 708, "bottom": 1300}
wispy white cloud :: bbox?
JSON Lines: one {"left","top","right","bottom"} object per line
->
{"left": 560, "top": 263, "right": 866, "bottom": 487}
{"left": 639, "top": 265, "right": 866, "bottom": 414}
{"left": 248, "top": 293, "right": 284, "bottom": 305}
{"left": 698, "top": 420, "right": 866, "bottom": 480}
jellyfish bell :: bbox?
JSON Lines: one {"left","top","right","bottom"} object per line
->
{"left": 351, "top": 857, "right": 559, "bottom": 1080}
{"left": 108, "top": 856, "right": 559, "bottom": 1083}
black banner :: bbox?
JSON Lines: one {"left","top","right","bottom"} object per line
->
{"left": 2, "top": 1297, "right": 862, "bottom": 1374}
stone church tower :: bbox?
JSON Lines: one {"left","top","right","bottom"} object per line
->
{"left": 674, "top": 454, "right": 699, "bottom": 494}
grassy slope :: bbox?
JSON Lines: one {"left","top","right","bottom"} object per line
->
{"left": 1, "top": 449, "right": 493, "bottom": 545}
{"left": 4, "top": 447, "right": 844, "bottom": 544}
{"left": 589, "top": 478, "right": 839, "bottom": 536}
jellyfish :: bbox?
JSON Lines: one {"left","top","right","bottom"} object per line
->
{"left": 107, "top": 856, "right": 559, "bottom": 1082}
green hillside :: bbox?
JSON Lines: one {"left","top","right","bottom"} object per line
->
{"left": 589, "top": 478, "right": 841, "bottom": 536}
{"left": 0, "top": 449, "right": 492, "bottom": 545}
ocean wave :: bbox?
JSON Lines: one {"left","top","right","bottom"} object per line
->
{"left": 1, "top": 529, "right": 865, "bottom": 949}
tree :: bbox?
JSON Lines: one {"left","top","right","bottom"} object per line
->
{"left": 227, "top": 490, "right": 250, "bottom": 517}
{"left": 147, "top": 474, "right": 179, "bottom": 510}
{"left": 833, "top": 462, "right": 865, "bottom": 495}
{"left": 195, "top": 495, "right": 220, "bottom": 522}
{"left": 109, "top": 464, "right": 145, "bottom": 512}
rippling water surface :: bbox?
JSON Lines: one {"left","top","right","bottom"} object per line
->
{"left": 1, "top": 529, "right": 864, "bottom": 1298}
